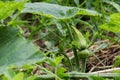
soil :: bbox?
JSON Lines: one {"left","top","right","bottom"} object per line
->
{"left": 86, "top": 42, "right": 120, "bottom": 72}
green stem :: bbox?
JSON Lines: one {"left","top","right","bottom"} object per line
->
{"left": 36, "top": 73, "right": 120, "bottom": 79}
{"left": 61, "top": 52, "right": 73, "bottom": 71}
{"left": 36, "top": 65, "right": 62, "bottom": 80}
{"left": 81, "top": 58, "right": 86, "bottom": 72}
{"left": 65, "top": 21, "right": 74, "bottom": 40}
{"left": 73, "top": 48, "right": 80, "bottom": 71}
{"left": 65, "top": 21, "right": 80, "bottom": 71}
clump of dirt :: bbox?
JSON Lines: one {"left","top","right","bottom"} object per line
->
{"left": 86, "top": 42, "right": 120, "bottom": 72}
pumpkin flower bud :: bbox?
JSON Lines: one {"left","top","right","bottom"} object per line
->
{"left": 78, "top": 49, "right": 91, "bottom": 59}
{"left": 71, "top": 26, "right": 87, "bottom": 50}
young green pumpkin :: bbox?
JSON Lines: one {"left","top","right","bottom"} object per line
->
{"left": 71, "top": 26, "right": 90, "bottom": 59}
{"left": 78, "top": 49, "right": 90, "bottom": 59}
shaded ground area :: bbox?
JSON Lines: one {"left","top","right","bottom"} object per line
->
{"left": 86, "top": 42, "right": 120, "bottom": 72}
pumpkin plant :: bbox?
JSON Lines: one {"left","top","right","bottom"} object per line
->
{"left": 71, "top": 26, "right": 91, "bottom": 72}
{"left": 1, "top": 0, "right": 120, "bottom": 80}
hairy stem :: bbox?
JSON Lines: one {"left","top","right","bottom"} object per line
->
{"left": 65, "top": 21, "right": 80, "bottom": 71}
{"left": 81, "top": 58, "right": 86, "bottom": 72}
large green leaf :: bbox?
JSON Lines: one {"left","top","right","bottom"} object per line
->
{"left": 0, "top": 27, "right": 45, "bottom": 75}
{"left": 100, "top": 13, "right": 120, "bottom": 32}
{"left": 0, "top": 1, "right": 24, "bottom": 20}
{"left": 21, "top": 2, "right": 100, "bottom": 19}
